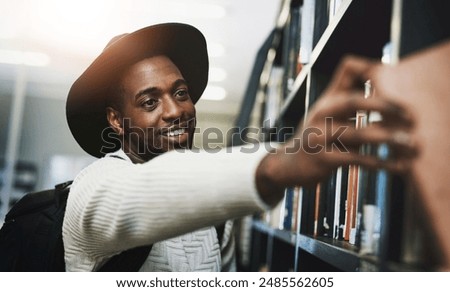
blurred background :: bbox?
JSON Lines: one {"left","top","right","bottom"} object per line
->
{"left": 0, "top": 0, "right": 281, "bottom": 218}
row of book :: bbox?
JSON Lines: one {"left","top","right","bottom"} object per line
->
{"left": 257, "top": 0, "right": 423, "bottom": 261}
{"left": 260, "top": 84, "right": 386, "bottom": 256}
{"left": 260, "top": 37, "right": 429, "bottom": 266}
{"left": 260, "top": 37, "right": 393, "bottom": 257}
{"left": 253, "top": 0, "right": 450, "bottom": 272}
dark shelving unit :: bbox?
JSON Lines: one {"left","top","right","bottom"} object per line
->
{"left": 246, "top": 0, "right": 449, "bottom": 272}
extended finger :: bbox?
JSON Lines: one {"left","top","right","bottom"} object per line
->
{"left": 337, "top": 125, "right": 412, "bottom": 146}
{"left": 332, "top": 151, "right": 414, "bottom": 174}
{"left": 335, "top": 126, "right": 418, "bottom": 157}
{"left": 319, "top": 94, "right": 414, "bottom": 125}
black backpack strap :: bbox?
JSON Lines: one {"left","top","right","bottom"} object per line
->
{"left": 50, "top": 181, "right": 72, "bottom": 271}
{"left": 98, "top": 245, "right": 152, "bottom": 272}
{"left": 54, "top": 180, "right": 72, "bottom": 207}
{"left": 215, "top": 223, "right": 225, "bottom": 246}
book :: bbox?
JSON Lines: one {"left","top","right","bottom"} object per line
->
{"left": 315, "top": 172, "right": 336, "bottom": 238}
{"left": 328, "top": 0, "right": 343, "bottom": 23}
{"left": 282, "top": 1, "right": 302, "bottom": 96}
{"left": 299, "top": 0, "right": 315, "bottom": 65}
{"left": 313, "top": 183, "right": 321, "bottom": 237}
{"left": 358, "top": 80, "right": 383, "bottom": 255}
{"left": 348, "top": 106, "right": 367, "bottom": 245}
{"left": 344, "top": 158, "right": 357, "bottom": 241}
{"left": 266, "top": 198, "right": 284, "bottom": 229}
{"left": 334, "top": 166, "right": 348, "bottom": 240}
{"left": 262, "top": 66, "right": 284, "bottom": 131}
{"left": 324, "top": 171, "right": 337, "bottom": 238}
{"left": 332, "top": 167, "right": 343, "bottom": 239}
{"left": 359, "top": 120, "right": 382, "bottom": 255}
{"left": 291, "top": 186, "right": 301, "bottom": 232}
{"left": 281, "top": 187, "right": 295, "bottom": 230}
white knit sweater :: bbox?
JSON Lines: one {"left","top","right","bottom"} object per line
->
{"left": 62, "top": 146, "right": 270, "bottom": 271}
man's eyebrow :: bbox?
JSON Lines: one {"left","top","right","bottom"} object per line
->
{"left": 134, "top": 79, "right": 188, "bottom": 100}
{"left": 172, "top": 79, "right": 188, "bottom": 90}
{"left": 135, "top": 87, "right": 158, "bottom": 100}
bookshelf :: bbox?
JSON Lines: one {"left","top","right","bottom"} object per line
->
{"left": 241, "top": 0, "right": 450, "bottom": 272}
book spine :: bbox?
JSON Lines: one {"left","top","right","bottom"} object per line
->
{"left": 349, "top": 99, "right": 368, "bottom": 245}
{"left": 291, "top": 186, "right": 301, "bottom": 232}
{"left": 333, "top": 166, "right": 348, "bottom": 240}
{"left": 313, "top": 183, "right": 321, "bottom": 237}
{"left": 325, "top": 171, "right": 337, "bottom": 238}
{"left": 263, "top": 66, "right": 284, "bottom": 130}
{"left": 283, "top": 2, "right": 302, "bottom": 96}
{"left": 333, "top": 167, "right": 342, "bottom": 239}
{"left": 299, "top": 0, "right": 316, "bottom": 64}
{"left": 359, "top": 80, "right": 385, "bottom": 256}
{"left": 282, "top": 187, "right": 295, "bottom": 230}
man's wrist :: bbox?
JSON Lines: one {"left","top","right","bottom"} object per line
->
{"left": 255, "top": 152, "right": 285, "bottom": 207}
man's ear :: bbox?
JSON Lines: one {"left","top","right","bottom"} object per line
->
{"left": 106, "top": 106, "right": 123, "bottom": 136}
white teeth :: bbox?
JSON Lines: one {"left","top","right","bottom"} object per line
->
{"left": 165, "top": 128, "right": 185, "bottom": 137}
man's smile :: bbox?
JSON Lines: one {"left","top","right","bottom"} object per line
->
{"left": 162, "top": 128, "right": 186, "bottom": 137}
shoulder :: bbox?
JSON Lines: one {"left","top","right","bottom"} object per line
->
{"left": 65, "top": 152, "right": 133, "bottom": 206}
{"left": 73, "top": 151, "right": 132, "bottom": 183}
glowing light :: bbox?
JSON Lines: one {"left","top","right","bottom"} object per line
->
{"left": 0, "top": 50, "right": 50, "bottom": 67}
{"left": 208, "top": 42, "right": 226, "bottom": 57}
{"left": 202, "top": 85, "right": 226, "bottom": 101}
{"left": 0, "top": 27, "right": 17, "bottom": 39}
{"left": 209, "top": 67, "right": 227, "bottom": 82}
{"left": 27, "top": 0, "right": 114, "bottom": 55}
{"left": 153, "top": 2, "right": 226, "bottom": 19}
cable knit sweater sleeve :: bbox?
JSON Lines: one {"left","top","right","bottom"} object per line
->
{"left": 62, "top": 145, "right": 271, "bottom": 264}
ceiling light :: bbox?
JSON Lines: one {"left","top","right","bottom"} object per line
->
{"left": 209, "top": 67, "right": 227, "bottom": 82}
{"left": 27, "top": 0, "right": 112, "bottom": 56}
{"left": 0, "top": 27, "right": 17, "bottom": 39}
{"left": 202, "top": 85, "right": 226, "bottom": 101}
{"left": 156, "top": 2, "right": 226, "bottom": 19}
{"left": 208, "top": 42, "right": 226, "bottom": 57}
{"left": 0, "top": 49, "right": 50, "bottom": 67}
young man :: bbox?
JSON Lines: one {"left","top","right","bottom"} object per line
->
{"left": 64, "top": 23, "right": 416, "bottom": 271}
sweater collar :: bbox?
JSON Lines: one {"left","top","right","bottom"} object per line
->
{"left": 105, "top": 149, "right": 133, "bottom": 163}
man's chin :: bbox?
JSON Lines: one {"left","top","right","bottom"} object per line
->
{"left": 150, "top": 142, "right": 192, "bottom": 155}
{"left": 160, "top": 133, "right": 193, "bottom": 151}
{"left": 167, "top": 142, "right": 192, "bottom": 153}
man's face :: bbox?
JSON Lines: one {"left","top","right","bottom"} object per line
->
{"left": 115, "top": 55, "right": 196, "bottom": 161}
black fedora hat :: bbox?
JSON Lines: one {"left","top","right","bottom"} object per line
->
{"left": 66, "top": 23, "right": 209, "bottom": 158}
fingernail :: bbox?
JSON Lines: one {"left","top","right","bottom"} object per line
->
{"left": 392, "top": 131, "right": 412, "bottom": 146}
{"left": 387, "top": 102, "right": 404, "bottom": 115}
{"left": 387, "top": 103, "right": 414, "bottom": 125}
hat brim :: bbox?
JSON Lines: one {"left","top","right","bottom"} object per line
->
{"left": 66, "top": 23, "right": 208, "bottom": 158}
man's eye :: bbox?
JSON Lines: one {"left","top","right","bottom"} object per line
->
{"left": 142, "top": 99, "right": 158, "bottom": 108}
{"left": 175, "top": 89, "right": 189, "bottom": 99}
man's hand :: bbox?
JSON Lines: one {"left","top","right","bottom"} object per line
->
{"left": 256, "top": 56, "right": 417, "bottom": 206}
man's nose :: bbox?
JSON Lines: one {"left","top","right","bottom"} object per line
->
{"left": 161, "top": 97, "right": 184, "bottom": 122}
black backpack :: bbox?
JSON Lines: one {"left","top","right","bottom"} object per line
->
{"left": 0, "top": 180, "right": 152, "bottom": 271}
